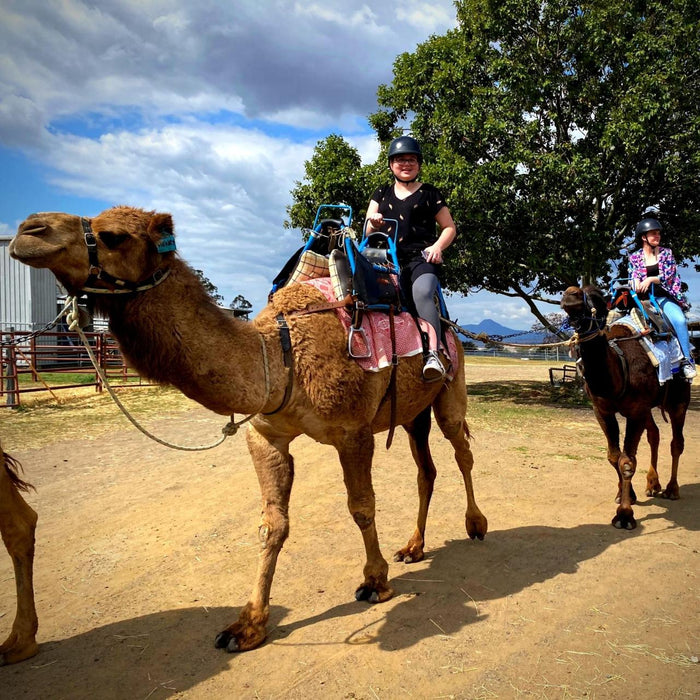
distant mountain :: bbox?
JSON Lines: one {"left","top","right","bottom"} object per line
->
{"left": 459, "top": 318, "right": 547, "bottom": 345}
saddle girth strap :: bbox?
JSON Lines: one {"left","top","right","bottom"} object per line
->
{"left": 263, "top": 314, "right": 294, "bottom": 416}
{"left": 385, "top": 305, "right": 399, "bottom": 450}
{"left": 607, "top": 338, "right": 629, "bottom": 400}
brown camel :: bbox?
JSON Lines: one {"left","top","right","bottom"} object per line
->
{"left": 561, "top": 285, "right": 690, "bottom": 529}
{"left": 0, "top": 439, "right": 38, "bottom": 665}
{"left": 7, "top": 205, "right": 487, "bottom": 658}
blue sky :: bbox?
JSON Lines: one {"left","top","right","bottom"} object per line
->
{"left": 2, "top": 0, "right": 698, "bottom": 328}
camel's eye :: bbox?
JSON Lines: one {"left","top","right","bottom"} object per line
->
{"left": 99, "top": 231, "right": 130, "bottom": 249}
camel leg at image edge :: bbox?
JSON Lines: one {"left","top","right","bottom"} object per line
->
{"left": 338, "top": 427, "right": 392, "bottom": 604}
{"left": 394, "top": 407, "right": 436, "bottom": 564}
{"left": 215, "top": 426, "right": 294, "bottom": 653}
{"left": 0, "top": 466, "right": 39, "bottom": 665}
{"left": 644, "top": 414, "right": 662, "bottom": 496}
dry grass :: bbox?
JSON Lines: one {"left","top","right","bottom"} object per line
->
{"left": 0, "top": 385, "right": 199, "bottom": 451}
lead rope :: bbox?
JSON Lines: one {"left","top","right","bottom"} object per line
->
{"left": 66, "top": 297, "right": 269, "bottom": 451}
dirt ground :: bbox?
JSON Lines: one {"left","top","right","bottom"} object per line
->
{"left": 1, "top": 360, "right": 698, "bottom": 699}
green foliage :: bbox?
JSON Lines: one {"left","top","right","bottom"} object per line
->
{"left": 372, "top": 0, "right": 700, "bottom": 313}
{"left": 285, "top": 134, "right": 388, "bottom": 230}
{"left": 229, "top": 294, "right": 252, "bottom": 311}
{"left": 192, "top": 268, "right": 224, "bottom": 304}
{"left": 285, "top": 1, "right": 699, "bottom": 328}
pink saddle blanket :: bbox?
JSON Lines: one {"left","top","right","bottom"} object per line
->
{"left": 303, "top": 277, "right": 458, "bottom": 375}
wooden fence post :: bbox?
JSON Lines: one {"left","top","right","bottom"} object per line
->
{"left": 3, "top": 330, "right": 19, "bottom": 407}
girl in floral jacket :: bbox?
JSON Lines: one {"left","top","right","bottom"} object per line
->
{"left": 628, "top": 217, "right": 695, "bottom": 378}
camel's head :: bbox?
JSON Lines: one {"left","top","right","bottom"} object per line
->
{"left": 10, "top": 206, "right": 176, "bottom": 295}
{"left": 561, "top": 285, "right": 608, "bottom": 335}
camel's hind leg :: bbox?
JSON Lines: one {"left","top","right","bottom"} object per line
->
{"left": 394, "top": 407, "right": 435, "bottom": 564}
{"left": 337, "top": 426, "right": 393, "bottom": 604}
{"left": 0, "top": 447, "right": 38, "bottom": 665}
{"left": 644, "top": 413, "right": 662, "bottom": 496}
{"left": 433, "top": 381, "right": 487, "bottom": 540}
{"left": 215, "top": 425, "right": 295, "bottom": 653}
{"left": 660, "top": 390, "right": 689, "bottom": 500}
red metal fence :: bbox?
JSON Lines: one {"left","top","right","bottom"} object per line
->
{"left": 1, "top": 329, "right": 149, "bottom": 407}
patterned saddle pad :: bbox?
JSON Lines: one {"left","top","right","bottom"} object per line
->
{"left": 303, "top": 276, "right": 458, "bottom": 375}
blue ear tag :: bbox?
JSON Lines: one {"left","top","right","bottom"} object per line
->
{"left": 157, "top": 235, "right": 177, "bottom": 253}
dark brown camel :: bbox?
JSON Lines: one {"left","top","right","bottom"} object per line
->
{"left": 561, "top": 285, "right": 690, "bottom": 529}
{"left": 6, "top": 206, "right": 487, "bottom": 661}
{"left": 0, "top": 440, "right": 38, "bottom": 665}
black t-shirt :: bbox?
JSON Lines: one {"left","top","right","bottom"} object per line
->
{"left": 370, "top": 183, "right": 447, "bottom": 264}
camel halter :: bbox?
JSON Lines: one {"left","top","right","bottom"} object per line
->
{"left": 80, "top": 217, "right": 171, "bottom": 294}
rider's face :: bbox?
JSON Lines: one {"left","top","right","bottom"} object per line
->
{"left": 644, "top": 230, "right": 661, "bottom": 246}
{"left": 390, "top": 156, "right": 420, "bottom": 178}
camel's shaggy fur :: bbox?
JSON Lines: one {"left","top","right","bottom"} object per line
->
{"left": 5, "top": 206, "right": 487, "bottom": 660}
{"left": 561, "top": 285, "right": 690, "bottom": 530}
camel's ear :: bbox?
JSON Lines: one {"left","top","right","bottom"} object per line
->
{"left": 148, "top": 213, "right": 177, "bottom": 253}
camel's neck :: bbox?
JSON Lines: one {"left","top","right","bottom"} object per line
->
{"left": 578, "top": 332, "right": 625, "bottom": 399}
{"left": 94, "top": 260, "right": 273, "bottom": 415}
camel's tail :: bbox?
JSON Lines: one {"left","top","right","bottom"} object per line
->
{"left": 1, "top": 450, "right": 35, "bottom": 493}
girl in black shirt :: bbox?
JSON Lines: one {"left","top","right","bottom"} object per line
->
{"left": 365, "top": 136, "right": 457, "bottom": 381}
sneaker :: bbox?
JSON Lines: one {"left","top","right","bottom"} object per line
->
{"left": 682, "top": 361, "right": 697, "bottom": 379}
{"left": 423, "top": 351, "right": 445, "bottom": 381}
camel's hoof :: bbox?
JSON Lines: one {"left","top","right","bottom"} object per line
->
{"left": 355, "top": 583, "right": 393, "bottom": 604}
{"left": 355, "top": 586, "right": 378, "bottom": 603}
{"left": 214, "top": 630, "right": 238, "bottom": 652}
{"left": 466, "top": 513, "right": 488, "bottom": 541}
{"left": 612, "top": 515, "right": 636, "bottom": 530}
{"left": 393, "top": 547, "right": 424, "bottom": 564}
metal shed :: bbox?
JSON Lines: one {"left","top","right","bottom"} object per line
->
{"left": 1, "top": 235, "right": 58, "bottom": 332}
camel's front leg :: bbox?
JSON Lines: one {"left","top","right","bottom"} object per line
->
{"left": 0, "top": 452, "right": 38, "bottom": 665}
{"left": 591, "top": 406, "right": 630, "bottom": 505}
{"left": 644, "top": 414, "right": 662, "bottom": 496}
{"left": 613, "top": 418, "right": 647, "bottom": 530}
{"left": 337, "top": 427, "right": 392, "bottom": 604}
{"left": 394, "top": 407, "right": 435, "bottom": 564}
{"left": 215, "top": 425, "right": 294, "bottom": 653}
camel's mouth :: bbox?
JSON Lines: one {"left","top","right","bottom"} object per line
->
{"left": 9, "top": 234, "right": 64, "bottom": 264}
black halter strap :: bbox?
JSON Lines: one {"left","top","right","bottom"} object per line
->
{"left": 80, "top": 217, "right": 170, "bottom": 294}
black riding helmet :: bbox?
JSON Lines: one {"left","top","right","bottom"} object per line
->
{"left": 635, "top": 217, "right": 663, "bottom": 246}
{"left": 387, "top": 136, "right": 423, "bottom": 165}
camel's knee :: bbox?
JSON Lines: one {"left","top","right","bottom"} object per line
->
{"left": 257, "top": 508, "right": 289, "bottom": 550}
{"left": 352, "top": 510, "right": 374, "bottom": 531}
{"left": 439, "top": 419, "right": 467, "bottom": 442}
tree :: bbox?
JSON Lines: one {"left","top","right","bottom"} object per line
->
{"left": 368, "top": 0, "right": 700, "bottom": 329}
{"left": 230, "top": 294, "right": 253, "bottom": 321}
{"left": 192, "top": 268, "right": 224, "bottom": 304}
{"left": 285, "top": 134, "right": 386, "bottom": 231}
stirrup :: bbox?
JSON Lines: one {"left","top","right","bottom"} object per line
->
{"left": 348, "top": 326, "right": 372, "bottom": 359}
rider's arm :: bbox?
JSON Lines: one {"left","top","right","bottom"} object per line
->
{"left": 364, "top": 200, "right": 383, "bottom": 232}
{"left": 422, "top": 207, "right": 456, "bottom": 264}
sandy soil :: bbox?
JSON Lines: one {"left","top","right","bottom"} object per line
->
{"left": 1, "top": 361, "right": 698, "bottom": 699}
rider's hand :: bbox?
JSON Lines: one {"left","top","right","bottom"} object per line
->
{"left": 367, "top": 213, "right": 384, "bottom": 230}
{"left": 422, "top": 243, "right": 444, "bottom": 264}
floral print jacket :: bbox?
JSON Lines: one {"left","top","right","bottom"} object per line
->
{"left": 628, "top": 246, "right": 690, "bottom": 310}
